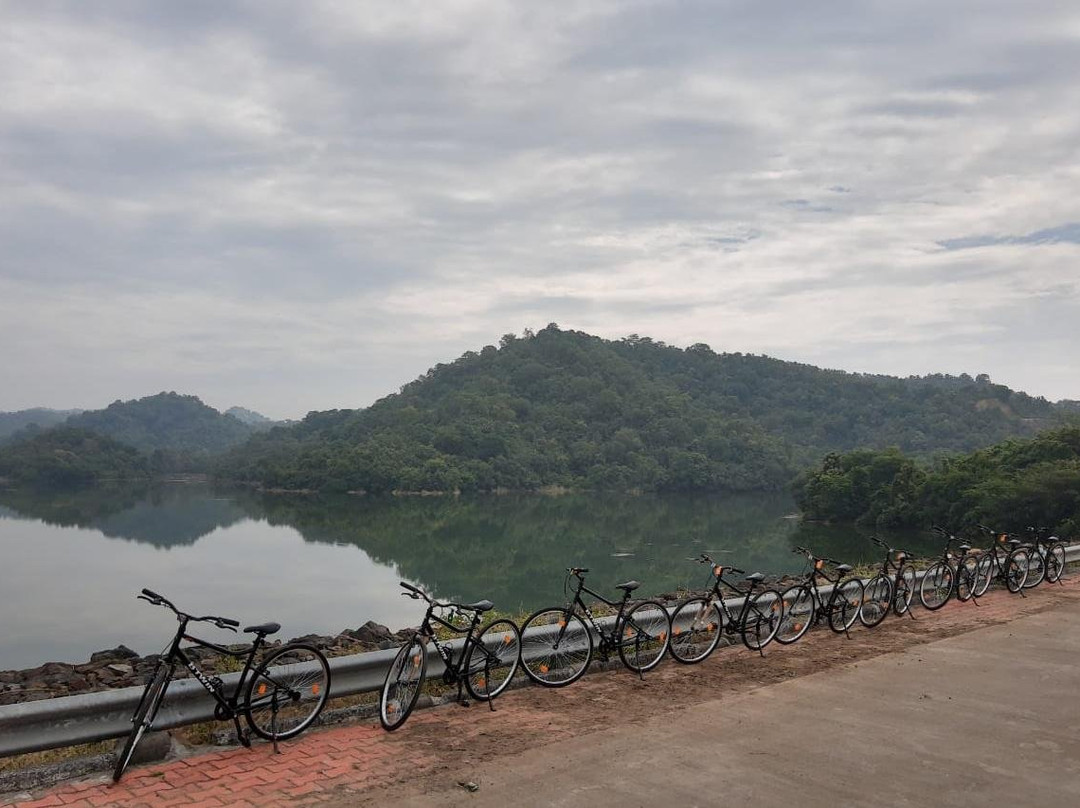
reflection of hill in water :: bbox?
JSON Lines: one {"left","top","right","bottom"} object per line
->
{"left": 241, "top": 492, "right": 809, "bottom": 610}
{"left": 0, "top": 485, "right": 247, "bottom": 548}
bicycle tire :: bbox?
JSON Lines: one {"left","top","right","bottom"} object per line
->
{"left": 919, "top": 561, "right": 953, "bottom": 611}
{"left": 893, "top": 564, "right": 916, "bottom": 615}
{"left": 956, "top": 557, "right": 977, "bottom": 602}
{"left": 774, "top": 585, "right": 814, "bottom": 644}
{"left": 244, "top": 643, "right": 330, "bottom": 741}
{"left": 1022, "top": 547, "right": 1046, "bottom": 588}
{"left": 1005, "top": 550, "right": 1029, "bottom": 593}
{"left": 972, "top": 554, "right": 994, "bottom": 598}
{"left": 668, "top": 597, "right": 723, "bottom": 664}
{"left": 741, "top": 589, "right": 783, "bottom": 651}
{"left": 860, "top": 574, "right": 892, "bottom": 628}
{"left": 828, "top": 578, "right": 864, "bottom": 633}
{"left": 1045, "top": 542, "right": 1067, "bottom": 583}
{"left": 464, "top": 619, "right": 521, "bottom": 701}
{"left": 379, "top": 636, "right": 427, "bottom": 731}
{"left": 519, "top": 608, "right": 592, "bottom": 687}
{"left": 617, "top": 600, "right": 671, "bottom": 673}
{"left": 113, "top": 664, "right": 170, "bottom": 782}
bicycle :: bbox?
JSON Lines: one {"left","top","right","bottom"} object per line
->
{"left": 971, "top": 525, "right": 1030, "bottom": 597}
{"left": 1018, "top": 526, "right": 1065, "bottom": 588}
{"left": 918, "top": 527, "right": 981, "bottom": 610}
{"left": 860, "top": 536, "right": 917, "bottom": 627}
{"left": 668, "top": 554, "right": 783, "bottom": 663}
{"left": 379, "top": 582, "right": 521, "bottom": 731}
{"left": 519, "top": 568, "right": 671, "bottom": 686}
{"left": 775, "top": 547, "right": 865, "bottom": 644}
{"left": 113, "top": 589, "right": 330, "bottom": 782}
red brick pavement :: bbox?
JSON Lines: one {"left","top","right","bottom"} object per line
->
{"left": 6, "top": 573, "right": 1080, "bottom": 808}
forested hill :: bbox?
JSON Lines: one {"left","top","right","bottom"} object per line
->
{"left": 65, "top": 392, "right": 259, "bottom": 454}
{"left": 215, "top": 325, "right": 1065, "bottom": 493}
{"left": 0, "top": 408, "right": 82, "bottom": 443}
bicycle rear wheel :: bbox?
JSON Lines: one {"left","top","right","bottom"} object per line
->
{"left": 860, "top": 574, "right": 892, "bottom": 627}
{"left": 775, "top": 585, "right": 814, "bottom": 644}
{"left": 1005, "top": 550, "right": 1029, "bottom": 593}
{"left": 379, "top": 636, "right": 426, "bottom": 731}
{"left": 893, "top": 565, "right": 916, "bottom": 615}
{"left": 1045, "top": 543, "right": 1067, "bottom": 583}
{"left": 617, "top": 600, "right": 671, "bottom": 673}
{"left": 519, "top": 608, "right": 592, "bottom": 687}
{"left": 919, "top": 561, "right": 953, "bottom": 610}
{"left": 113, "top": 664, "right": 170, "bottom": 782}
{"left": 668, "top": 597, "right": 723, "bottom": 664}
{"left": 828, "top": 578, "right": 864, "bottom": 632}
{"left": 464, "top": 619, "right": 521, "bottom": 701}
{"left": 244, "top": 643, "right": 330, "bottom": 741}
{"left": 741, "top": 589, "right": 783, "bottom": 650}
{"left": 972, "top": 555, "right": 994, "bottom": 598}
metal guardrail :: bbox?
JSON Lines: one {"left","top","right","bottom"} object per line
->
{"left": 2, "top": 543, "right": 1077, "bottom": 758}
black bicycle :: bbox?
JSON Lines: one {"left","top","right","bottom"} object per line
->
{"left": 918, "top": 527, "right": 981, "bottom": 610}
{"left": 860, "top": 536, "right": 917, "bottom": 627}
{"left": 379, "top": 582, "right": 521, "bottom": 731}
{"left": 113, "top": 589, "right": 330, "bottom": 782}
{"left": 1018, "top": 526, "right": 1066, "bottom": 588}
{"left": 971, "top": 525, "right": 1030, "bottom": 597}
{"left": 668, "top": 554, "right": 782, "bottom": 663}
{"left": 519, "top": 568, "right": 671, "bottom": 686}
{"left": 775, "top": 547, "right": 864, "bottom": 643}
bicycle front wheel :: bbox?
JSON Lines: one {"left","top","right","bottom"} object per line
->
{"left": 669, "top": 597, "right": 723, "bottom": 664}
{"left": 379, "top": 636, "right": 426, "bottom": 731}
{"left": 464, "top": 619, "right": 521, "bottom": 701}
{"left": 860, "top": 574, "right": 892, "bottom": 628}
{"left": 1046, "top": 543, "right": 1067, "bottom": 583}
{"left": 742, "top": 589, "right": 783, "bottom": 651}
{"left": 113, "top": 663, "right": 170, "bottom": 782}
{"left": 775, "top": 585, "right": 814, "bottom": 644}
{"left": 956, "top": 557, "right": 978, "bottom": 602}
{"left": 618, "top": 600, "right": 671, "bottom": 673}
{"left": 828, "top": 578, "right": 864, "bottom": 633}
{"left": 894, "top": 564, "right": 916, "bottom": 615}
{"left": 245, "top": 643, "right": 330, "bottom": 741}
{"left": 919, "top": 561, "right": 953, "bottom": 610}
{"left": 519, "top": 608, "right": 592, "bottom": 687}
{"left": 1023, "top": 548, "right": 1046, "bottom": 588}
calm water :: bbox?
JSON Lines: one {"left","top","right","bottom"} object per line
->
{"left": 0, "top": 485, "right": 938, "bottom": 669}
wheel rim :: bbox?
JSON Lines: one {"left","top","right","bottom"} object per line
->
{"left": 520, "top": 610, "right": 590, "bottom": 685}
{"left": 381, "top": 640, "right": 424, "bottom": 729}
{"left": 860, "top": 576, "right": 891, "bottom": 626}
{"left": 894, "top": 567, "right": 916, "bottom": 614}
{"left": 833, "top": 580, "right": 863, "bottom": 630}
{"left": 620, "top": 602, "right": 670, "bottom": 671}
{"left": 920, "top": 563, "right": 952, "bottom": 608}
{"left": 468, "top": 621, "right": 521, "bottom": 699}
{"left": 776, "top": 587, "right": 814, "bottom": 643}
{"left": 670, "top": 599, "right": 721, "bottom": 663}
{"left": 745, "top": 590, "right": 782, "bottom": 648}
{"left": 248, "top": 645, "right": 329, "bottom": 739}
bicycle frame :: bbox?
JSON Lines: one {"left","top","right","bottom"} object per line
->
{"left": 562, "top": 575, "right": 636, "bottom": 655}
{"left": 411, "top": 598, "right": 496, "bottom": 710}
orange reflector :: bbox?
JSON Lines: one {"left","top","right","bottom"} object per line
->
{"left": 412, "top": 654, "right": 421, "bottom": 667}
{"left": 539, "top": 664, "right": 549, "bottom": 674}
{"left": 815, "top": 559, "right": 823, "bottom": 570}
{"left": 673, "top": 627, "right": 682, "bottom": 636}
{"left": 503, "top": 634, "right": 512, "bottom": 645}
{"left": 795, "top": 623, "right": 803, "bottom": 631}
{"left": 312, "top": 684, "right": 320, "bottom": 695}
{"left": 476, "top": 678, "right": 486, "bottom": 689}
{"left": 708, "top": 623, "right": 716, "bottom": 631}
{"left": 660, "top": 632, "right": 667, "bottom": 642}
{"left": 558, "top": 620, "right": 566, "bottom": 628}
{"left": 714, "top": 566, "right": 723, "bottom": 577}
{"left": 258, "top": 684, "right": 267, "bottom": 696}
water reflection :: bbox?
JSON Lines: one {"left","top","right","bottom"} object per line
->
{"left": 0, "top": 485, "right": 942, "bottom": 668}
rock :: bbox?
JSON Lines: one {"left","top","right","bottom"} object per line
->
{"left": 348, "top": 621, "right": 393, "bottom": 644}
{"left": 90, "top": 645, "right": 139, "bottom": 663}
{"left": 107, "top": 664, "right": 134, "bottom": 676}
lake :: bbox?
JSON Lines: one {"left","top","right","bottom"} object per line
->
{"left": 0, "top": 484, "right": 937, "bottom": 669}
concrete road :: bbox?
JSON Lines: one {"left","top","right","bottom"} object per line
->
{"left": 399, "top": 602, "right": 1080, "bottom": 807}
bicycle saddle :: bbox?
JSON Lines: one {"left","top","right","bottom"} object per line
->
{"left": 958, "top": 544, "right": 971, "bottom": 552}
{"left": 463, "top": 600, "right": 494, "bottom": 612}
{"left": 244, "top": 622, "right": 281, "bottom": 636}
{"left": 835, "top": 564, "right": 853, "bottom": 574}
{"left": 744, "top": 572, "right": 764, "bottom": 583}
{"left": 1007, "top": 539, "right": 1022, "bottom": 547}
{"left": 616, "top": 580, "right": 640, "bottom": 592}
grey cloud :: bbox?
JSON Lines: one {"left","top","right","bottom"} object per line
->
{"left": 938, "top": 223, "right": 1080, "bottom": 251}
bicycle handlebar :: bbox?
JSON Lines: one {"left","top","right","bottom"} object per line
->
{"left": 137, "top": 590, "right": 238, "bottom": 631}
{"left": 566, "top": 567, "right": 589, "bottom": 576}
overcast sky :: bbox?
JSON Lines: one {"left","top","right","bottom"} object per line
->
{"left": 2, "top": 1, "right": 1078, "bottom": 420}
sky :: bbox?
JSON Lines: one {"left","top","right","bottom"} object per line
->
{"left": 1, "top": 1, "right": 1078, "bottom": 421}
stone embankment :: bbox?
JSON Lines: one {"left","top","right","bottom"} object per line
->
{"left": 0, "top": 621, "right": 413, "bottom": 706}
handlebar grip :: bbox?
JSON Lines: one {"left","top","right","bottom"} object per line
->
{"left": 567, "top": 567, "right": 589, "bottom": 574}
{"left": 141, "top": 588, "right": 163, "bottom": 600}
{"left": 400, "top": 582, "right": 421, "bottom": 595}
{"left": 220, "top": 618, "right": 239, "bottom": 627}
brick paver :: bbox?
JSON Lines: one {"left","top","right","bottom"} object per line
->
{"left": 6, "top": 573, "right": 1080, "bottom": 808}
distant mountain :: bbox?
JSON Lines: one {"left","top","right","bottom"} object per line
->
{"left": 0, "top": 408, "right": 82, "bottom": 444}
{"left": 65, "top": 392, "right": 257, "bottom": 454}
{"left": 225, "top": 406, "right": 275, "bottom": 427}
{"left": 215, "top": 325, "right": 1068, "bottom": 494}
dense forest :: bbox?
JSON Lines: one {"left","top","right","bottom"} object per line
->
{"left": 0, "top": 428, "right": 150, "bottom": 487}
{"left": 214, "top": 325, "right": 1065, "bottom": 494}
{"left": 794, "top": 426, "right": 1080, "bottom": 535}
